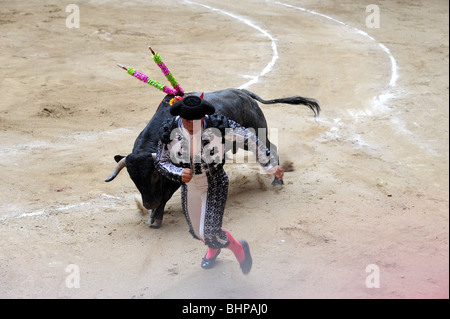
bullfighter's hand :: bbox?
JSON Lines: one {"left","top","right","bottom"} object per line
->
{"left": 267, "top": 165, "right": 284, "bottom": 180}
{"left": 181, "top": 168, "right": 193, "bottom": 183}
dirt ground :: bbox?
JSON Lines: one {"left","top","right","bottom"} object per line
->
{"left": 0, "top": 0, "right": 448, "bottom": 299}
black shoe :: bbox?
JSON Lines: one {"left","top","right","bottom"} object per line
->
{"left": 239, "top": 241, "right": 252, "bottom": 275}
{"left": 201, "top": 249, "right": 221, "bottom": 269}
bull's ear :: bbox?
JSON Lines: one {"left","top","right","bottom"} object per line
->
{"left": 114, "top": 155, "right": 125, "bottom": 163}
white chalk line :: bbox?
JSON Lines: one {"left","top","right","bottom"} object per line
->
{"left": 0, "top": 194, "right": 130, "bottom": 224}
{"left": 0, "top": 127, "right": 137, "bottom": 222}
{"left": 0, "top": 203, "right": 90, "bottom": 223}
{"left": 184, "top": 0, "right": 279, "bottom": 89}
{"left": 274, "top": 1, "right": 439, "bottom": 156}
{"left": 183, "top": 0, "right": 395, "bottom": 152}
{"left": 272, "top": 1, "right": 395, "bottom": 152}
{"left": 274, "top": 1, "right": 398, "bottom": 88}
{"left": 0, "top": 128, "right": 134, "bottom": 159}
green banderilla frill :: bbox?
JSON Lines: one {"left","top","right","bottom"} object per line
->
{"left": 152, "top": 52, "right": 163, "bottom": 65}
{"left": 147, "top": 78, "right": 166, "bottom": 91}
{"left": 166, "top": 73, "right": 178, "bottom": 88}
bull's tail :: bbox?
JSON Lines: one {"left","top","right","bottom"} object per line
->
{"left": 241, "top": 89, "right": 320, "bottom": 117}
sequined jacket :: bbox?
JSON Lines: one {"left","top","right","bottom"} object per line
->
{"left": 155, "top": 113, "right": 278, "bottom": 184}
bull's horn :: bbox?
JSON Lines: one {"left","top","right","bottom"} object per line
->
{"left": 152, "top": 153, "right": 157, "bottom": 161}
{"left": 105, "top": 157, "right": 126, "bottom": 182}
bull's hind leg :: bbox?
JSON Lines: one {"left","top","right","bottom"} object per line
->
{"left": 271, "top": 176, "right": 284, "bottom": 190}
{"left": 265, "top": 137, "right": 284, "bottom": 190}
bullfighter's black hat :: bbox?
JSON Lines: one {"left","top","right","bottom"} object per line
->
{"left": 170, "top": 95, "right": 215, "bottom": 120}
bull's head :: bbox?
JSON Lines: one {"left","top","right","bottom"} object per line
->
{"left": 105, "top": 152, "right": 162, "bottom": 210}
{"left": 106, "top": 47, "right": 185, "bottom": 210}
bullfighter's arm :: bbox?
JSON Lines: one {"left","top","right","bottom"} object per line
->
{"left": 225, "top": 119, "right": 279, "bottom": 171}
{"left": 155, "top": 140, "right": 184, "bottom": 184}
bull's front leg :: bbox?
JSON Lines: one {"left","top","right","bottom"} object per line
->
{"left": 148, "top": 204, "right": 164, "bottom": 229}
{"left": 148, "top": 184, "right": 180, "bottom": 229}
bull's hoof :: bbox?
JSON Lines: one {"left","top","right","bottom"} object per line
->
{"left": 148, "top": 219, "right": 162, "bottom": 229}
{"left": 270, "top": 178, "right": 284, "bottom": 191}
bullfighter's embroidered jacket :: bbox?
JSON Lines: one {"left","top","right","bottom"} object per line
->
{"left": 155, "top": 113, "right": 278, "bottom": 183}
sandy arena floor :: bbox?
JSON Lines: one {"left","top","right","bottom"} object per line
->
{"left": 0, "top": 0, "right": 448, "bottom": 299}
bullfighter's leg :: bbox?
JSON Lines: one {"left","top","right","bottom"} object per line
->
{"left": 180, "top": 170, "right": 252, "bottom": 273}
{"left": 181, "top": 178, "right": 222, "bottom": 268}
{"left": 200, "top": 169, "right": 252, "bottom": 274}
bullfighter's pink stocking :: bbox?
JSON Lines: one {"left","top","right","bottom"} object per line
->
{"left": 224, "top": 230, "right": 245, "bottom": 263}
{"left": 206, "top": 247, "right": 219, "bottom": 259}
{"left": 200, "top": 239, "right": 219, "bottom": 259}
{"left": 202, "top": 231, "right": 244, "bottom": 262}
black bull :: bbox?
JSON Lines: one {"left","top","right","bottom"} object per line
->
{"left": 105, "top": 88, "right": 320, "bottom": 228}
